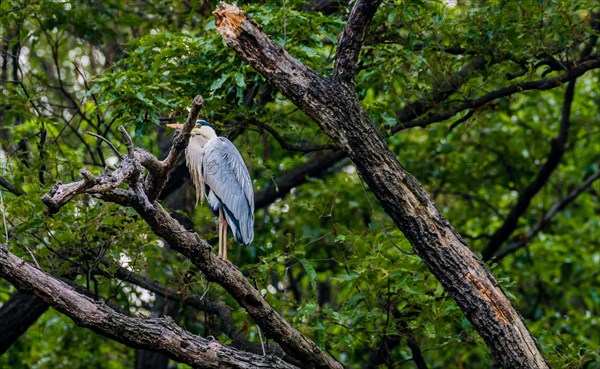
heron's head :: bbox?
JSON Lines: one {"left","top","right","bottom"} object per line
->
{"left": 166, "top": 119, "right": 217, "bottom": 140}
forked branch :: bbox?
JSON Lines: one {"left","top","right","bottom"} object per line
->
{"left": 332, "top": 0, "right": 383, "bottom": 84}
{"left": 39, "top": 97, "right": 343, "bottom": 369}
{"left": 0, "top": 247, "right": 298, "bottom": 369}
{"left": 494, "top": 168, "right": 600, "bottom": 261}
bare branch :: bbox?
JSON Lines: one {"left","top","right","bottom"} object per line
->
{"left": 0, "top": 247, "right": 298, "bottom": 369}
{"left": 105, "top": 261, "right": 286, "bottom": 357}
{"left": 482, "top": 80, "right": 577, "bottom": 261}
{"left": 395, "top": 57, "right": 600, "bottom": 132}
{"left": 118, "top": 126, "right": 135, "bottom": 157}
{"left": 162, "top": 95, "right": 205, "bottom": 169}
{"left": 87, "top": 131, "right": 124, "bottom": 160}
{"left": 143, "top": 95, "right": 204, "bottom": 202}
{"left": 494, "top": 169, "right": 600, "bottom": 261}
{"left": 0, "top": 177, "right": 23, "bottom": 196}
{"left": 41, "top": 158, "right": 139, "bottom": 214}
{"left": 255, "top": 150, "right": 346, "bottom": 209}
{"left": 332, "top": 0, "right": 383, "bottom": 84}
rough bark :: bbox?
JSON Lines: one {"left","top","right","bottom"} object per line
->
{"left": 213, "top": 3, "right": 551, "bottom": 368}
{"left": 40, "top": 102, "right": 343, "bottom": 369}
{"left": 0, "top": 246, "right": 298, "bottom": 369}
{"left": 135, "top": 297, "right": 181, "bottom": 369}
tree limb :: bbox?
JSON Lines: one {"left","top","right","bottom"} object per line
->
{"left": 481, "top": 80, "right": 576, "bottom": 261}
{"left": 0, "top": 291, "right": 48, "bottom": 354}
{"left": 0, "top": 247, "right": 298, "bottom": 369}
{"left": 394, "top": 57, "right": 600, "bottom": 132}
{"left": 213, "top": 4, "right": 552, "bottom": 368}
{"left": 40, "top": 104, "right": 343, "bottom": 369}
{"left": 0, "top": 177, "right": 24, "bottom": 196}
{"left": 104, "top": 260, "right": 285, "bottom": 357}
{"left": 494, "top": 169, "right": 600, "bottom": 261}
{"left": 255, "top": 150, "right": 346, "bottom": 209}
{"left": 332, "top": 0, "right": 383, "bottom": 84}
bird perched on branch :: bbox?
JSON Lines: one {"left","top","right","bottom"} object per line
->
{"left": 166, "top": 120, "right": 254, "bottom": 260}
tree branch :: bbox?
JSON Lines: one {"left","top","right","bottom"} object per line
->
{"left": 252, "top": 119, "right": 336, "bottom": 152}
{"left": 394, "top": 57, "right": 600, "bottom": 132}
{"left": 0, "top": 291, "right": 48, "bottom": 354}
{"left": 213, "top": 4, "right": 551, "bottom": 368}
{"left": 493, "top": 168, "right": 600, "bottom": 261}
{"left": 40, "top": 105, "right": 343, "bottom": 369}
{"left": 0, "top": 247, "right": 298, "bottom": 369}
{"left": 255, "top": 150, "right": 346, "bottom": 209}
{"left": 104, "top": 261, "right": 285, "bottom": 357}
{"left": 395, "top": 56, "right": 487, "bottom": 124}
{"left": 144, "top": 95, "right": 204, "bottom": 201}
{"left": 481, "top": 80, "right": 577, "bottom": 261}
{"left": 332, "top": 0, "right": 383, "bottom": 84}
{"left": 0, "top": 177, "right": 24, "bottom": 196}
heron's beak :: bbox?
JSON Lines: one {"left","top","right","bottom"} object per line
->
{"left": 165, "top": 124, "right": 184, "bottom": 129}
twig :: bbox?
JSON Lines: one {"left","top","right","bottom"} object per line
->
{"left": 118, "top": 126, "right": 134, "bottom": 157}
{"left": 493, "top": 169, "right": 600, "bottom": 261}
{"left": 0, "top": 190, "right": 8, "bottom": 247}
{"left": 86, "top": 131, "right": 124, "bottom": 160}
{"left": 22, "top": 244, "right": 41, "bottom": 269}
{"left": 252, "top": 119, "right": 335, "bottom": 152}
{"left": 448, "top": 110, "right": 474, "bottom": 132}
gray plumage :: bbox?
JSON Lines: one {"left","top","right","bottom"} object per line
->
{"left": 202, "top": 137, "right": 254, "bottom": 245}
{"left": 183, "top": 121, "right": 254, "bottom": 246}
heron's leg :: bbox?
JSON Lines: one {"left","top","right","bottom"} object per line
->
{"left": 223, "top": 224, "right": 228, "bottom": 261}
{"left": 217, "top": 206, "right": 223, "bottom": 258}
{"left": 219, "top": 207, "right": 228, "bottom": 261}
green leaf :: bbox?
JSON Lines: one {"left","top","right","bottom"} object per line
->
{"left": 298, "top": 257, "right": 317, "bottom": 290}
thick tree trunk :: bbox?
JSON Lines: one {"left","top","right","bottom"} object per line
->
{"left": 213, "top": 3, "right": 550, "bottom": 368}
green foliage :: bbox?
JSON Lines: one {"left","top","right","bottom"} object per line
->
{"left": 1, "top": 0, "right": 598, "bottom": 368}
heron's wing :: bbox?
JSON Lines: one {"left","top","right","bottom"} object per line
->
{"left": 185, "top": 135, "right": 206, "bottom": 205}
{"left": 203, "top": 137, "right": 254, "bottom": 245}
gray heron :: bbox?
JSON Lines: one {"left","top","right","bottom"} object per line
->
{"left": 167, "top": 120, "right": 254, "bottom": 260}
